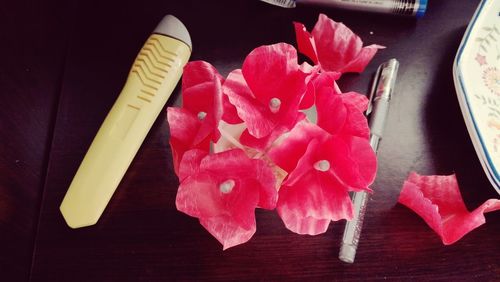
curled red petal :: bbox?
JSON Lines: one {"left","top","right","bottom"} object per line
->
{"left": 307, "top": 14, "right": 384, "bottom": 73}
{"left": 398, "top": 172, "right": 500, "bottom": 245}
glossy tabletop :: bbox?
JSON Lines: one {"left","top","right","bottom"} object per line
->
{"left": 1, "top": 0, "right": 499, "bottom": 280}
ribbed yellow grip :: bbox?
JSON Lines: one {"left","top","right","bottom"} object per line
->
{"left": 60, "top": 34, "right": 191, "bottom": 228}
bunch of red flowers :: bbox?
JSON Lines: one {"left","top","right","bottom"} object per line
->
{"left": 168, "top": 14, "right": 383, "bottom": 249}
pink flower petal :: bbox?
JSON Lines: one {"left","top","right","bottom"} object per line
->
{"left": 334, "top": 135, "right": 377, "bottom": 190}
{"left": 293, "top": 22, "right": 318, "bottom": 64}
{"left": 398, "top": 172, "right": 500, "bottom": 245}
{"left": 342, "top": 91, "right": 369, "bottom": 112}
{"left": 222, "top": 94, "right": 243, "bottom": 124}
{"left": 239, "top": 113, "right": 306, "bottom": 151}
{"left": 278, "top": 163, "right": 353, "bottom": 235}
{"left": 224, "top": 69, "right": 276, "bottom": 138}
{"left": 268, "top": 120, "right": 328, "bottom": 173}
{"left": 225, "top": 44, "right": 309, "bottom": 138}
{"left": 339, "top": 92, "right": 370, "bottom": 139}
{"left": 200, "top": 216, "right": 256, "bottom": 250}
{"left": 295, "top": 14, "right": 384, "bottom": 74}
{"left": 284, "top": 135, "right": 375, "bottom": 191}
{"left": 178, "top": 149, "right": 207, "bottom": 182}
{"left": 175, "top": 149, "right": 277, "bottom": 249}
{"left": 167, "top": 107, "right": 210, "bottom": 174}
{"left": 316, "top": 85, "right": 347, "bottom": 135}
{"left": 181, "top": 61, "right": 223, "bottom": 143}
{"left": 242, "top": 43, "right": 307, "bottom": 107}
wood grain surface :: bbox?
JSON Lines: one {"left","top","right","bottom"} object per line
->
{"left": 0, "top": 0, "right": 73, "bottom": 280}
{"left": 2, "top": 0, "right": 499, "bottom": 280}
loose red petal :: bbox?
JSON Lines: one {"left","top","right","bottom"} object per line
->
{"left": 398, "top": 172, "right": 500, "bottom": 245}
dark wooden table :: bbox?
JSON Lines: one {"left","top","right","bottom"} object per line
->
{"left": 2, "top": 0, "right": 499, "bottom": 280}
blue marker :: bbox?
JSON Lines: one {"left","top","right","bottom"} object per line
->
{"left": 261, "top": 0, "right": 428, "bottom": 18}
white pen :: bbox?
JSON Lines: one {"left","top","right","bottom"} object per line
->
{"left": 339, "top": 58, "right": 399, "bottom": 263}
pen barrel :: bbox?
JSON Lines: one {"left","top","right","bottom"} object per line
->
{"left": 368, "top": 97, "right": 390, "bottom": 140}
{"left": 296, "top": 0, "right": 426, "bottom": 17}
{"left": 339, "top": 191, "right": 370, "bottom": 263}
{"left": 60, "top": 34, "right": 191, "bottom": 228}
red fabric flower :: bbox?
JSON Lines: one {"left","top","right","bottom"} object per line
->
{"left": 224, "top": 43, "right": 310, "bottom": 139}
{"left": 167, "top": 107, "right": 211, "bottom": 174}
{"left": 294, "top": 14, "right": 384, "bottom": 74}
{"left": 268, "top": 121, "right": 377, "bottom": 234}
{"left": 399, "top": 172, "right": 500, "bottom": 245}
{"left": 181, "top": 61, "right": 224, "bottom": 144}
{"left": 175, "top": 149, "right": 277, "bottom": 249}
{"left": 167, "top": 61, "right": 227, "bottom": 173}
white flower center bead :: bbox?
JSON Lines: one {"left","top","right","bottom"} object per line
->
{"left": 219, "top": 179, "right": 235, "bottom": 194}
{"left": 314, "top": 160, "right": 330, "bottom": 172}
{"left": 269, "top": 98, "right": 281, "bottom": 113}
{"left": 197, "top": 111, "right": 207, "bottom": 120}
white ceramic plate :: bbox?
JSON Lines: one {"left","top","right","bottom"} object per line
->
{"left": 453, "top": 0, "right": 500, "bottom": 195}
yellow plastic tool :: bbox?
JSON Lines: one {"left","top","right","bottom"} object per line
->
{"left": 60, "top": 15, "right": 192, "bottom": 228}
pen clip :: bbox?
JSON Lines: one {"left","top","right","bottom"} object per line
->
{"left": 366, "top": 59, "right": 399, "bottom": 115}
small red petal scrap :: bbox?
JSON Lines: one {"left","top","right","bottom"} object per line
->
{"left": 398, "top": 172, "right": 500, "bottom": 245}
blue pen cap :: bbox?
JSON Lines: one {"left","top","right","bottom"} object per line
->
{"left": 416, "top": 0, "right": 428, "bottom": 18}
